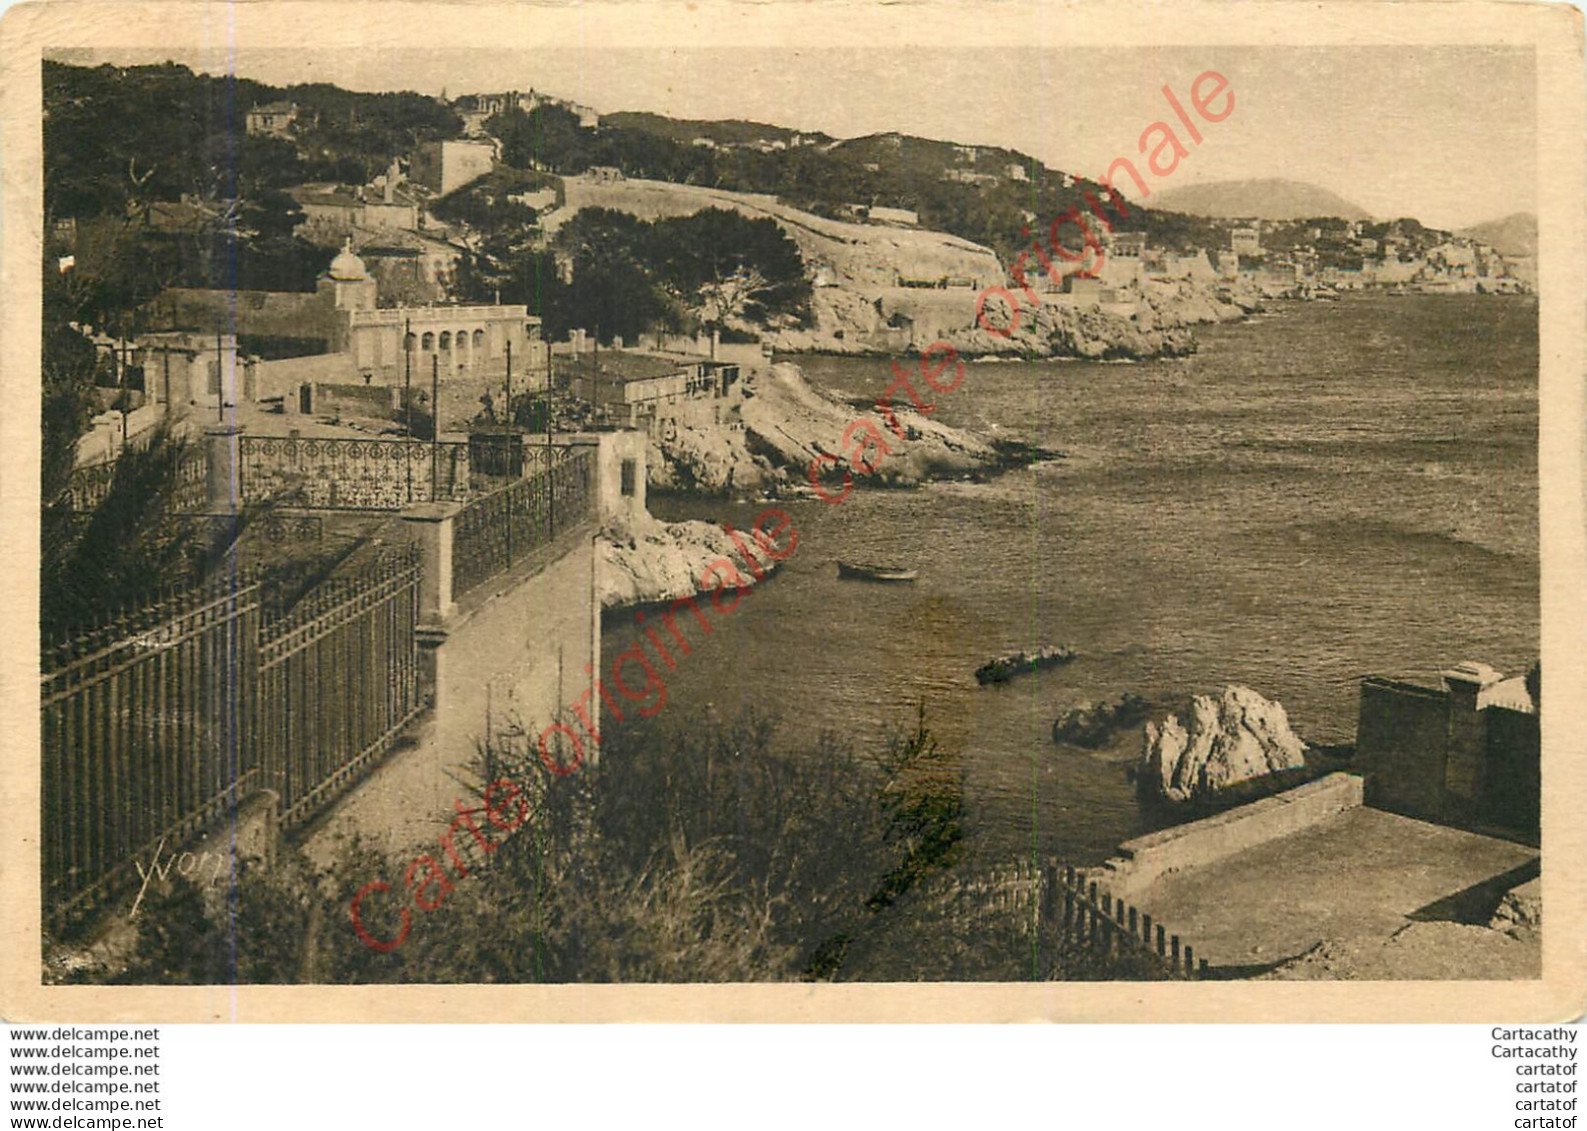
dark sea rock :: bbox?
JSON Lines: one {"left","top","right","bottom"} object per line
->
{"left": 1051, "top": 693, "right": 1152, "bottom": 749}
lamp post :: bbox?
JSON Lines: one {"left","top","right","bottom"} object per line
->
{"left": 404, "top": 317, "right": 413, "bottom": 502}
{"left": 430, "top": 352, "right": 440, "bottom": 500}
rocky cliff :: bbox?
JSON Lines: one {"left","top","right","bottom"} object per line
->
{"left": 1138, "top": 685, "right": 1308, "bottom": 803}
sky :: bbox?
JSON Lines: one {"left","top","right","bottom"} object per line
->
{"left": 56, "top": 44, "right": 1536, "bottom": 231}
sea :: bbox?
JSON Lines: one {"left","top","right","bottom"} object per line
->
{"left": 627, "top": 294, "right": 1540, "bottom": 867}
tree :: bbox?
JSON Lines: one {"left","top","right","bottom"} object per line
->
{"left": 490, "top": 104, "right": 589, "bottom": 173}
{"left": 644, "top": 208, "right": 810, "bottom": 327}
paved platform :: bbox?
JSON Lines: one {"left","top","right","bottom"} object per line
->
{"left": 1127, "top": 806, "right": 1538, "bottom": 972}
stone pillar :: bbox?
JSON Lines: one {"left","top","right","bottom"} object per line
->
{"left": 204, "top": 423, "right": 244, "bottom": 514}
{"left": 402, "top": 500, "right": 463, "bottom": 625}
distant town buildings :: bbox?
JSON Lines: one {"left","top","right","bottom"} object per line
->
{"left": 454, "top": 89, "right": 600, "bottom": 136}
{"left": 1231, "top": 226, "right": 1261, "bottom": 256}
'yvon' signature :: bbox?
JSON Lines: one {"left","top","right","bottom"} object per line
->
{"left": 129, "top": 838, "right": 237, "bottom": 918}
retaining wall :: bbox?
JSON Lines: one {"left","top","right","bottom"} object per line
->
{"left": 1095, "top": 772, "right": 1365, "bottom": 899}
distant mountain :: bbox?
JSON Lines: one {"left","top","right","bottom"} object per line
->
{"left": 1150, "top": 178, "right": 1371, "bottom": 222}
{"left": 1459, "top": 212, "right": 1536, "bottom": 258}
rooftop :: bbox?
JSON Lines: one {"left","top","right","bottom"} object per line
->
{"left": 556, "top": 350, "right": 714, "bottom": 384}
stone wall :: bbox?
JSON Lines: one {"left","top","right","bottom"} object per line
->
{"left": 1356, "top": 678, "right": 1450, "bottom": 818}
{"left": 1094, "top": 773, "right": 1365, "bottom": 899}
{"left": 1484, "top": 706, "right": 1541, "bottom": 831}
{"left": 1356, "top": 675, "right": 1540, "bottom": 833}
{"left": 152, "top": 287, "right": 336, "bottom": 347}
{"left": 429, "top": 525, "right": 601, "bottom": 772}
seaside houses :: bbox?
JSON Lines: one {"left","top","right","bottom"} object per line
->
{"left": 1231, "top": 226, "right": 1261, "bottom": 256}
{"left": 566, "top": 348, "right": 743, "bottom": 435}
{"left": 290, "top": 177, "right": 423, "bottom": 240}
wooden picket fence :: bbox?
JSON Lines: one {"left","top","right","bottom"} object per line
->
{"left": 945, "top": 858, "right": 1208, "bottom": 979}
{"left": 1045, "top": 865, "right": 1208, "bottom": 978}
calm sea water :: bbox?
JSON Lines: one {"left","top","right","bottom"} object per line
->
{"left": 627, "top": 294, "right": 1539, "bottom": 866}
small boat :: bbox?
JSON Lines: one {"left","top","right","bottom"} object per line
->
{"left": 837, "top": 561, "right": 918, "bottom": 582}
{"left": 975, "top": 644, "right": 1077, "bottom": 685}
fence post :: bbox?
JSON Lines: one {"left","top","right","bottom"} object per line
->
{"left": 204, "top": 423, "right": 244, "bottom": 514}
{"left": 401, "top": 501, "right": 463, "bottom": 625}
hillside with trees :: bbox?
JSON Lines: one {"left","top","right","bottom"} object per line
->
{"left": 458, "top": 205, "right": 811, "bottom": 345}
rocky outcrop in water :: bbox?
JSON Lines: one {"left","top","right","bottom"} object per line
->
{"left": 647, "top": 421, "right": 775, "bottom": 493}
{"left": 596, "top": 512, "right": 777, "bottom": 611}
{"left": 768, "top": 276, "right": 1254, "bottom": 360}
{"left": 1052, "top": 693, "right": 1152, "bottom": 749}
{"left": 1138, "top": 685, "right": 1308, "bottom": 803}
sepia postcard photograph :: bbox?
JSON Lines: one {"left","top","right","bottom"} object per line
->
{"left": 1, "top": 0, "right": 1583, "bottom": 1023}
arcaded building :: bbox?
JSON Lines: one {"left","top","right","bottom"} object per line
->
{"left": 149, "top": 241, "right": 542, "bottom": 398}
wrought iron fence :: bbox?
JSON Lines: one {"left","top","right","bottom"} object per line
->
{"left": 40, "top": 546, "right": 426, "bottom": 929}
{"left": 65, "top": 445, "right": 209, "bottom": 513}
{"left": 451, "top": 446, "right": 594, "bottom": 598}
{"left": 41, "top": 578, "right": 263, "bottom": 926}
{"left": 257, "top": 550, "right": 426, "bottom": 826}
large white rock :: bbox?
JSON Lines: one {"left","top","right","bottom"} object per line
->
{"left": 1139, "top": 685, "right": 1307, "bottom": 803}
{"left": 597, "top": 512, "right": 776, "bottom": 611}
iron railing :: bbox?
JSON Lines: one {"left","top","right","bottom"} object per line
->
{"left": 451, "top": 446, "right": 594, "bottom": 599}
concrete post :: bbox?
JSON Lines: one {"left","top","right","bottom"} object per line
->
{"left": 204, "top": 423, "right": 244, "bottom": 514}
{"left": 402, "top": 501, "right": 464, "bottom": 625}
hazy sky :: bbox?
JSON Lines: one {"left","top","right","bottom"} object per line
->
{"left": 58, "top": 45, "right": 1535, "bottom": 230}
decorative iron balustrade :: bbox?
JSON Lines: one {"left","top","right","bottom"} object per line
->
{"left": 238, "top": 436, "right": 470, "bottom": 509}
{"left": 65, "top": 445, "right": 209, "bottom": 513}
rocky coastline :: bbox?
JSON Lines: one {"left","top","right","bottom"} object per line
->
{"left": 766, "top": 275, "right": 1262, "bottom": 360}
{"left": 647, "top": 361, "right": 1044, "bottom": 494}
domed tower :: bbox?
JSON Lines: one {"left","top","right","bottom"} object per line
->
{"left": 318, "top": 237, "right": 377, "bottom": 352}
{"left": 324, "top": 238, "right": 377, "bottom": 310}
